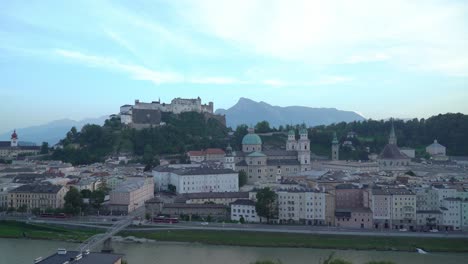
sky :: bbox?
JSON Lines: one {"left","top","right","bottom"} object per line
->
{"left": 1, "top": 0, "right": 467, "bottom": 134}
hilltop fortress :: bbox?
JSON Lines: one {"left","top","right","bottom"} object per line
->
{"left": 118, "top": 97, "right": 225, "bottom": 129}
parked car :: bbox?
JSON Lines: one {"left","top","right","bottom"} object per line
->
{"left": 200, "top": 222, "right": 209, "bottom": 225}
{"left": 429, "top": 229, "right": 439, "bottom": 233}
{"left": 399, "top": 228, "right": 408, "bottom": 232}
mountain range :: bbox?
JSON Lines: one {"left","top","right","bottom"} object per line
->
{"left": 1, "top": 98, "right": 365, "bottom": 145}
{"left": 215, "top": 97, "right": 365, "bottom": 128}
{"left": 0, "top": 116, "right": 108, "bottom": 146}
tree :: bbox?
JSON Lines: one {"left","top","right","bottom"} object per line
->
{"left": 31, "top": 208, "right": 41, "bottom": 215}
{"left": 168, "top": 184, "right": 176, "bottom": 193}
{"left": 239, "top": 216, "right": 245, "bottom": 224}
{"left": 238, "top": 170, "right": 248, "bottom": 187}
{"left": 255, "top": 188, "right": 278, "bottom": 223}
{"left": 80, "top": 189, "right": 92, "bottom": 198}
{"left": 255, "top": 121, "right": 271, "bottom": 133}
{"left": 64, "top": 187, "right": 83, "bottom": 215}
{"left": 17, "top": 204, "right": 27, "bottom": 213}
{"left": 143, "top": 144, "right": 154, "bottom": 167}
{"left": 40, "top": 142, "right": 49, "bottom": 154}
{"left": 90, "top": 189, "right": 106, "bottom": 209}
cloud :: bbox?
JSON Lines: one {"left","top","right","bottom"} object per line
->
{"left": 55, "top": 49, "right": 248, "bottom": 85}
{"left": 55, "top": 49, "right": 183, "bottom": 84}
{"left": 174, "top": 0, "right": 468, "bottom": 76}
{"left": 344, "top": 53, "right": 391, "bottom": 64}
{"left": 261, "top": 76, "right": 353, "bottom": 87}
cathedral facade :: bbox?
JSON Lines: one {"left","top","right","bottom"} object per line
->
{"left": 225, "top": 128, "right": 311, "bottom": 184}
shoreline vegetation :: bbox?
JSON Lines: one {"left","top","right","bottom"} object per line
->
{"left": 1, "top": 221, "right": 468, "bottom": 253}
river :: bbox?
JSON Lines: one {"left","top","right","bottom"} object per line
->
{"left": 1, "top": 238, "right": 467, "bottom": 264}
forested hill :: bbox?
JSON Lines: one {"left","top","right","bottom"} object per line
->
{"left": 309, "top": 113, "right": 468, "bottom": 158}
{"left": 51, "top": 112, "right": 228, "bottom": 165}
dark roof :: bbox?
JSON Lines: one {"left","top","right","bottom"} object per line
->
{"left": 262, "top": 150, "right": 297, "bottom": 157}
{"left": 417, "top": 210, "right": 442, "bottom": 214}
{"left": 335, "top": 183, "right": 359, "bottom": 190}
{"left": 379, "top": 144, "right": 409, "bottom": 160}
{"left": 0, "top": 167, "right": 35, "bottom": 173}
{"left": 236, "top": 160, "right": 248, "bottom": 166}
{"left": 231, "top": 199, "right": 255, "bottom": 206}
{"left": 179, "top": 192, "right": 249, "bottom": 200}
{"left": 19, "top": 146, "right": 40, "bottom": 150}
{"left": 154, "top": 165, "right": 236, "bottom": 175}
{"left": 37, "top": 250, "right": 123, "bottom": 264}
{"left": 0, "top": 141, "right": 11, "bottom": 148}
{"left": 13, "top": 173, "right": 50, "bottom": 183}
{"left": 10, "top": 184, "right": 63, "bottom": 194}
{"left": 266, "top": 159, "right": 300, "bottom": 166}
{"left": 164, "top": 203, "right": 227, "bottom": 209}
{"left": 372, "top": 188, "right": 414, "bottom": 195}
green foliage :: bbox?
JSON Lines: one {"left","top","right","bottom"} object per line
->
{"left": 255, "top": 188, "right": 278, "bottom": 223}
{"left": 40, "top": 142, "right": 49, "bottom": 154}
{"left": 297, "top": 113, "right": 468, "bottom": 158}
{"left": 31, "top": 208, "right": 41, "bottom": 215}
{"left": 365, "top": 262, "right": 395, "bottom": 264}
{"left": 239, "top": 216, "right": 245, "bottom": 224}
{"left": 251, "top": 260, "right": 282, "bottom": 264}
{"left": 233, "top": 125, "right": 248, "bottom": 150}
{"left": 168, "top": 184, "right": 176, "bottom": 193}
{"left": 238, "top": 170, "right": 248, "bottom": 187}
{"left": 17, "top": 204, "right": 27, "bottom": 213}
{"left": 64, "top": 187, "right": 83, "bottom": 215}
{"left": 255, "top": 121, "right": 272, "bottom": 133}
{"left": 52, "top": 114, "right": 227, "bottom": 165}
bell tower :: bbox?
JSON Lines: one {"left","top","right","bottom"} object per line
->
{"left": 331, "top": 132, "right": 339, "bottom": 161}
{"left": 10, "top": 130, "right": 18, "bottom": 147}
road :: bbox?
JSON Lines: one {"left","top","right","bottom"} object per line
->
{"left": 3, "top": 214, "right": 467, "bottom": 239}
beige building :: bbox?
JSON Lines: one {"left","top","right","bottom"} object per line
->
{"left": 109, "top": 177, "right": 154, "bottom": 214}
{"left": 277, "top": 189, "right": 326, "bottom": 225}
{"left": 175, "top": 192, "right": 249, "bottom": 205}
{"left": 187, "top": 148, "right": 226, "bottom": 163}
{"left": 335, "top": 208, "right": 373, "bottom": 229}
{"left": 371, "top": 188, "right": 416, "bottom": 230}
{"left": 234, "top": 128, "right": 312, "bottom": 185}
{"left": 7, "top": 184, "right": 67, "bottom": 211}
{"left": 0, "top": 130, "right": 40, "bottom": 158}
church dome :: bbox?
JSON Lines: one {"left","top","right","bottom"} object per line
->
{"left": 11, "top": 130, "right": 17, "bottom": 139}
{"left": 242, "top": 133, "right": 262, "bottom": 145}
{"left": 288, "top": 130, "right": 295, "bottom": 136}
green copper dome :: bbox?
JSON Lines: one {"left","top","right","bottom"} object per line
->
{"left": 242, "top": 133, "right": 262, "bottom": 145}
{"left": 288, "top": 130, "right": 295, "bottom": 136}
{"left": 299, "top": 128, "right": 308, "bottom": 134}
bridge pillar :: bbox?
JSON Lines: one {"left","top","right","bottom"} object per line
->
{"left": 101, "top": 237, "right": 114, "bottom": 253}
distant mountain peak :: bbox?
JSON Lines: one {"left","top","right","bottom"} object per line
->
{"left": 215, "top": 98, "right": 365, "bottom": 128}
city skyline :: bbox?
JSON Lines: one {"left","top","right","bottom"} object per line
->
{"left": 1, "top": 0, "right": 468, "bottom": 133}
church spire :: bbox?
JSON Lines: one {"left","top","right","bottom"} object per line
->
{"left": 332, "top": 132, "right": 338, "bottom": 144}
{"left": 389, "top": 120, "right": 397, "bottom": 145}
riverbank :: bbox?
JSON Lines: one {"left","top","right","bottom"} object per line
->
{"left": 1, "top": 221, "right": 468, "bottom": 253}
{"left": 0, "top": 220, "right": 97, "bottom": 242}
{"left": 121, "top": 230, "right": 468, "bottom": 253}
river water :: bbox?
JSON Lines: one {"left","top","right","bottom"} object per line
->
{"left": 1, "top": 238, "right": 467, "bottom": 264}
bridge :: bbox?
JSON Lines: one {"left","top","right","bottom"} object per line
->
{"left": 76, "top": 207, "right": 145, "bottom": 253}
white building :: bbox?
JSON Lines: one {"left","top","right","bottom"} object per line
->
{"left": 109, "top": 177, "right": 154, "bottom": 213}
{"left": 426, "top": 140, "right": 446, "bottom": 157}
{"left": 371, "top": 188, "right": 416, "bottom": 230}
{"left": 153, "top": 164, "right": 238, "bottom": 194}
{"left": 277, "top": 189, "right": 326, "bottom": 225}
{"left": 230, "top": 199, "right": 260, "bottom": 223}
{"left": 441, "top": 198, "right": 462, "bottom": 230}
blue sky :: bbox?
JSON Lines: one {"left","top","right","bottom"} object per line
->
{"left": 1, "top": 0, "right": 467, "bottom": 134}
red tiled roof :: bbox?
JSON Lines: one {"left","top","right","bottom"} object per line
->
{"left": 188, "top": 149, "right": 225, "bottom": 156}
{"left": 205, "top": 148, "right": 225, "bottom": 155}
